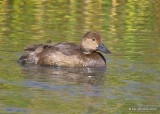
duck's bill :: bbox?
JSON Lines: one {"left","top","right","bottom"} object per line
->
{"left": 97, "top": 43, "right": 111, "bottom": 54}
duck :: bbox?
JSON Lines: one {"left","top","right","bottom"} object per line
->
{"left": 17, "top": 31, "right": 111, "bottom": 67}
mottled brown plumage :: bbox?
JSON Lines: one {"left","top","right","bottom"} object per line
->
{"left": 17, "top": 31, "right": 111, "bottom": 67}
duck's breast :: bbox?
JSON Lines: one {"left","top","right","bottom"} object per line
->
{"left": 83, "top": 52, "right": 106, "bottom": 67}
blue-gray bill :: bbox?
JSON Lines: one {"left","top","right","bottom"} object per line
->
{"left": 97, "top": 43, "right": 111, "bottom": 54}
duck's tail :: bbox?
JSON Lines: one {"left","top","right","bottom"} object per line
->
{"left": 17, "top": 39, "right": 54, "bottom": 65}
{"left": 17, "top": 54, "right": 29, "bottom": 64}
{"left": 17, "top": 44, "right": 44, "bottom": 64}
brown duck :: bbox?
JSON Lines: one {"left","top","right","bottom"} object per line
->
{"left": 17, "top": 31, "right": 111, "bottom": 67}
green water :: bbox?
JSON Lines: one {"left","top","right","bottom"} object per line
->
{"left": 0, "top": 0, "right": 160, "bottom": 113}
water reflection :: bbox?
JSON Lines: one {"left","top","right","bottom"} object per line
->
{"left": 20, "top": 64, "right": 106, "bottom": 85}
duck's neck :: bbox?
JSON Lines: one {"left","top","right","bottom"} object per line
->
{"left": 80, "top": 44, "right": 92, "bottom": 55}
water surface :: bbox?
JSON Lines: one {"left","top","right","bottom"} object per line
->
{"left": 0, "top": 0, "right": 160, "bottom": 113}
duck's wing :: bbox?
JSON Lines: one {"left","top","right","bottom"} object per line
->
{"left": 53, "top": 42, "right": 81, "bottom": 55}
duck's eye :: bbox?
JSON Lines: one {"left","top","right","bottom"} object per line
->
{"left": 92, "top": 38, "right": 95, "bottom": 41}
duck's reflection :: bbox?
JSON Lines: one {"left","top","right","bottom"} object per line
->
{"left": 20, "top": 64, "right": 107, "bottom": 85}
{"left": 22, "top": 64, "right": 106, "bottom": 85}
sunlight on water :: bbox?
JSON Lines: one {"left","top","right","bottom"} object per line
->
{"left": 0, "top": 0, "right": 160, "bottom": 113}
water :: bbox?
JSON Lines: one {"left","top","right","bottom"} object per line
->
{"left": 0, "top": 0, "right": 160, "bottom": 113}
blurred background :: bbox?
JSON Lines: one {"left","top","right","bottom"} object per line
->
{"left": 0, "top": 0, "right": 160, "bottom": 113}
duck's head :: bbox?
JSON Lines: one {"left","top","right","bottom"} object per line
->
{"left": 81, "top": 31, "right": 111, "bottom": 54}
